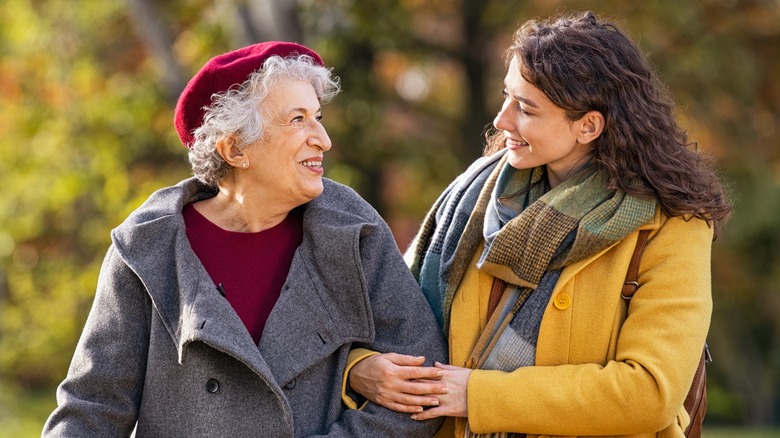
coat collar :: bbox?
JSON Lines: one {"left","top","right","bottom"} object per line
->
{"left": 110, "top": 178, "right": 377, "bottom": 385}
{"left": 555, "top": 207, "right": 662, "bottom": 291}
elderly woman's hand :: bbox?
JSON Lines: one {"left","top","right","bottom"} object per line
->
{"left": 348, "top": 353, "right": 448, "bottom": 413}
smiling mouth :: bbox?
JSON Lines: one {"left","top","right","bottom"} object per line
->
{"left": 300, "top": 159, "right": 323, "bottom": 169}
{"left": 506, "top": 137, "right": 529, "bottom": 148}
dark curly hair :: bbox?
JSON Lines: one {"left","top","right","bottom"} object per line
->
{"left": 485, "top": 11, "right": 731, "bottom": 237}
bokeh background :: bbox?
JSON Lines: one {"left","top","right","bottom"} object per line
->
{"left": 1, "top": 0, "right": 779, "bottom": 436}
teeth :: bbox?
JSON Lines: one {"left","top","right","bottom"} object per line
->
{"left": 506, "top": 138, "right": 527, "bottom": 147}
{"left": 301, "top": 160, "right": 322, "bottom": 167}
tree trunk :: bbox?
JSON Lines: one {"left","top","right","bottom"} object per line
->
{"left": 125, "top": 0, "right": 186, "bottom": 102}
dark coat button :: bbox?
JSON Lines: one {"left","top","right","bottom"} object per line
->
{"left": 284, "top": 379, "right": 296, "bottom": 390}
{"left": 206, "top": 378, "right": 220, "bottom": 393}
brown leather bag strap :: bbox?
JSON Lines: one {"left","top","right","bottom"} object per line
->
{"left": 622, "top": 230, "right": 651, "bottom": 300}
{"left": 487, "top": 277, "right": 508, "bottom": 319}
{"left": 684, "top": 346, "right": 709, "bottom": 437}
{"left": 620, "top": 228, "right": 709, "bottom": 437}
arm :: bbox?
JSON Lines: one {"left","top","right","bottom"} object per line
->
{"left": 43, "top": 246, "right": 151, "bottom": 437}
{"left": 319, "top": 217, "right": 449, "bottom": 437}
{"left": 343, "top": 177, "right": 464, "bottom": 414}
{"left": 346, "top": 351, "right": 446, "bottom": 412}
{"left": 415, "top": 217, "right": 713, "bottom": 436}
{"left": 342, "top": 348, "right": 379, "bottom": 409}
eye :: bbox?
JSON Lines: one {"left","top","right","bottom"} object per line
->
{"left": 502, "top": 89, "right": 530, "bottom": 115}
{"left": 291, "top": 115, "right": 304, "bottom": 123}
{"left": 315, "top": 114, "right": 323, "bottom": 123}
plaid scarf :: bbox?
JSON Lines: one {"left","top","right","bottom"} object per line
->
{"left": 407, "top": 150, "right": 656, "bottom": 438}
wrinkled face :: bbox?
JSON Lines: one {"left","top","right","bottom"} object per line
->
{"left": 493, "top": 56, "right": 593, "bottom": 187}
{"left": 245, "top": 79, "right": 331, "bottom": 206}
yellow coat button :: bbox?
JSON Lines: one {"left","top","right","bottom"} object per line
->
{"left": 553, "top": 293, "right": 571, "bottom": 310}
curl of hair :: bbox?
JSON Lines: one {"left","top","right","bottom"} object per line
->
{"left": 486, "top": 11, "right": 731, "bottom": 237}
{"left": 188, "top": 54, "right": 341, "bottom": 187}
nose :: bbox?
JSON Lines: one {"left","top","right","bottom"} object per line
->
{"left": 309, "top": 120, "right": 332, "bottom": 152}
{"left": 493, "top": 101, "right": 514, "bottom": 132}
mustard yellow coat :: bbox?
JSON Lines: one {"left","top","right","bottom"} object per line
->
{"left": 439, "top": 209, "right": 712, "bottom": 438}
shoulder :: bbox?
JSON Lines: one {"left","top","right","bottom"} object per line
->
{"left": 308, "top": 179, "right": 383, "bottom": 226}
{"left": 319, "top": 179, "right": 371, "bottom": 206}
{"left": 301, "top": 180, "right": 399, "bottom": 265}
{"left": 573, "top": 208, "right": 714, "bottom": 284}
{"left": 621, "top": 208, "right": 715, "bottom": 292}
{"left": 645, "top": 208, "right": 714, "bottom": 246}
{"left": 111, "top": 178, "right": 215, "bottom": 255}
{"left": 117, "top": 178, "right": 215, "bottom": 230}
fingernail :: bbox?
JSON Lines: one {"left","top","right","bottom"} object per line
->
{"left": 431, "top": 399, "right": 439, "bottom": 406}
{"left": 436, "top": 370, "right": 444, "bottom": 376}
{"left": 441, "top": 387, "right": 449, "bottom": 393}
{"left": 411, "top": 414, "right": 418, "bottom": 420}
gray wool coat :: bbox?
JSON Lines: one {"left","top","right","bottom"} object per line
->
{"left": 43, "top": 178, "right": 446, "bottom": 437}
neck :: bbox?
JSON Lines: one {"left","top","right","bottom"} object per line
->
{"left": 547, "top": 156, "right": 593, "bottom": 189}
{"left": 196, "top": 180, "right": 296, "bottom": 233}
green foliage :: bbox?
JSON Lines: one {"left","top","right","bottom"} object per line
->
{"left": 0, "top": 384, "right": 56, "bottom": 437}
{"left": 0, "top": 0, "right": 190, "bottom": 388}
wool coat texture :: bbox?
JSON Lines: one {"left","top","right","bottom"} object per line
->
{"left": 431, "top": 210, "right": 712, "bottom": 438}
{"left": 42, "top": 177, "right": 447, "bottom": 437}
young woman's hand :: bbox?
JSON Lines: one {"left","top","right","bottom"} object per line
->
{"left": 411, "top": 362, "right": 471, "bottom": 420}
{"left": 348, "top": 353, "right": 448, "bottom": 413}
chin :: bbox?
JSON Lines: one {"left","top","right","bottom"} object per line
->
{"left": 303, "top": 183, "right": 324, "bottom": 201}
{"left": 506, "top": 151, "right": 534, "bottom": 170}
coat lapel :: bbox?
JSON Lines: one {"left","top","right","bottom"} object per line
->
{"left": 259, "top": 209, "right": 374, "bottom": 387}
{"left": 537, "top": 214, "right": 660, "bottom": 365}
{"left": 111, "top": 179, "right": 282, "bottom": 389}
{"left": 179, "top": 277, "right": 279, "bottom": 380}
{"left": 112, "top": 178, "right": 377, "bottom": 391}
{"left": 258, "top": 251, "right": 343, "bottom": 386}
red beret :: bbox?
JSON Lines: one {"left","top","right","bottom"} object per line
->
{"left": 174, "top": 41, "right": 323, "bottom": 147}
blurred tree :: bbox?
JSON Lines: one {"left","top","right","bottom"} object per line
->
{"left": 0, "top": 0, "right": 193, "bottom": 388}
{"left": 0, "top": 0, "right": 778, "bottom": 428}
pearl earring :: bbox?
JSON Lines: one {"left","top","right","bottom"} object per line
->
{"left": 242, "top": 162, "right": 248, "bottom": 168}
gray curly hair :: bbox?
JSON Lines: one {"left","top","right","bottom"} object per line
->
{"left": 188, "top": 54, "right": 340, "bottom": 186}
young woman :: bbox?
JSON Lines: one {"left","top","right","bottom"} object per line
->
{"left": 348, "top": 11, "right": 731, "bottom": 438}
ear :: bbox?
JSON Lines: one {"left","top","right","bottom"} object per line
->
{"left": 575, "top": 111, "right": 605, "bottom": 144}
{"left": 215, "top": 135, "right": 245, "bottom": 168}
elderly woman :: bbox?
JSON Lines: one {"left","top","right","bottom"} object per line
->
{"left": 42, "top": 42, "right": 446, "bottom": 437}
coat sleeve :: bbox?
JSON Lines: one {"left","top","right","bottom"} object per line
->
{"left": 42, "top": 245, "right": 150, "bottom": 437}
{"left": 466, "top": 216, "right": 714, "bottom": 436}
{"left": 315, "top": 215, "right": 448, "bottom": 437}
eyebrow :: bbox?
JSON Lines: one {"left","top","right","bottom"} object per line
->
{"left": 504, "top": 85, "right": 539, "bottom": 108}
{"left": 287, "top": 106, "right": 322, "bottom": 115}
{"left": 515, "top": 94, "right": 539, "bottom": 108}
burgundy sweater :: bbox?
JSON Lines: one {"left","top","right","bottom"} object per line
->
{"left": 183, "top": 203, "right": 303, "bottom": 344}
